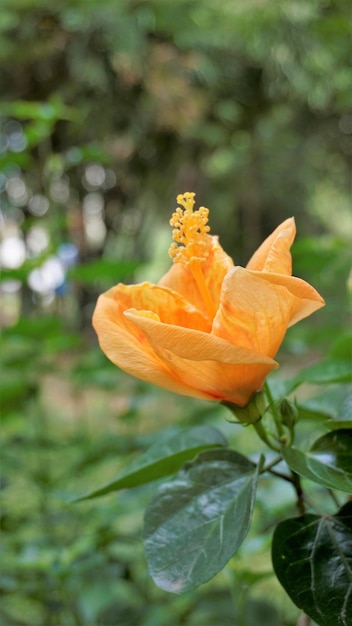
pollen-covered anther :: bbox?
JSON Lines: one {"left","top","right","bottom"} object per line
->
{"left": 169, "top": 193, "right": 211, "bottom": 266}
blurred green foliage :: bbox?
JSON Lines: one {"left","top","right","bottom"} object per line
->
{"left": 0, "top": 0, "right": 351, "bottom": 624}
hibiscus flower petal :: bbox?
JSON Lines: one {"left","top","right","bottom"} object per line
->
{"left": 252, "top": 270, "right": 325, "bottom": 327}
{"left": 246, "top": 217, "right": 296, "bottom": 275}
{"left": 92, "top": 287, "right": 215, "bottom": 400}
{"left": 212, "top": 266, "right": 324, "bottom": 358}
{"left": 124, "top": 310, "right": 277, "bottom": 406}
{"left": 114, "top": 282, "right": 210, "bottom": 331}
{"left": 159, "top": 235, "right": 233, "bottom": 315}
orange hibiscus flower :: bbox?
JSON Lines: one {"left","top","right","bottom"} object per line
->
{"left": 93, "top": 193, "right": 324, "bottom": 407}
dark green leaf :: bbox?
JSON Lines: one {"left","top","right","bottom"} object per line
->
{"left": 282, "top": 429, "right": 352, "bottom": 493}
{"left": 310, "top": 429, "right": 352, "bottom": 473}
{"left": 272, "top": 502, "right": 352, "bottom": 626}
{"left": 326, "top": 420, "right": 352, "bottom": 431}
{"left": 74, "top": 426, "right": 227, "bottom": 501}
{"left": 143, "top": 449, "right": 260, "bottom": 593}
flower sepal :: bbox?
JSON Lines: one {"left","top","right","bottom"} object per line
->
{"left": 222, "top": 391, "right": 268, "bottom": 425}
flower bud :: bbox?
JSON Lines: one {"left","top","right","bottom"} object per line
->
{"left": 279, "top": 398, "right": 299, "bottom": 428}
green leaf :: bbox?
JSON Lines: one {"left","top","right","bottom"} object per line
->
{"left": 296, "top": 384, "right": 352, "bottom": 421}
{"left": 282, "top": 429, "right": 352, "bottom": 493}
{"left": 74, "top": 426, "right": 227, "bottom": 501}
{"left": 272, "top": 502, "right": 352, "bottom": 626}
{"left": 3, "top": 315, "right": 63, "bottom": 340}
{"left": 267, "top": 377, "right": 297, "bottom": 401}
{"left": 1, "top": 99, "right": 76, "bottom": 121}
{"left": 143, "top": 449, "right": 260, "bottom": 593}
{"left": 68, "top": 259, "right": 141, "bottom": 285}
{"left": 0, "top": 367, "right": 37, "bottom": 409}
{"left": 310, "top": 429, "right": 352, "bottom": 473}
{"left": 329, "top": 332, "right": 352, "bottom": 360}
{"left": 326, "top": 420, "right": 352, "bottom": 431}
{"left": 269, "top": 361, "right": 352, "bottom": 403}
{"left": 295, "top": 359, "right": 352, "bottom": 386}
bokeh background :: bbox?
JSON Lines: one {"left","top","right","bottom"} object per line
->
{"left": 0, "top": 1, "right": 351, "bottom": 625}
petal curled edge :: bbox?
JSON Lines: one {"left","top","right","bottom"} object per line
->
{"left": 159, "top": 235, "right": 233, "bottom": 316}
{"left": 246, "top": 217, "right": 296, "bottom": 275}
{"left": 212, "top": 266, "right": 325, "bottom": 358}
{"left": 124, "top": 310, "right": 278, "bottom": 406}
{"left": 92, "top": 288, "right": 217, "bottom": 401}
{"left": 112, "top": 282, "right": 210, "bottom": 331}
{"left": 252, "top": 270, "right": 325, "bottom": 327}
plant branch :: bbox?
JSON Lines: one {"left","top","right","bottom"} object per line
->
{"left": 260, "top": 454, "right": 283, "bottom": 473}
{"left": 291, "top": 471, "right": 306, "bottom": 515}
{"left": 268, "top": 468, "right": 293, "bottom": 482}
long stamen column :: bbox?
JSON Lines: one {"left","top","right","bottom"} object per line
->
{"left": 169, "top": 192, "right": 217, "bottom": 321}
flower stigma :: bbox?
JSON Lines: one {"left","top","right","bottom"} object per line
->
{"left": 169, "top": 192, "right": 216, "bottom": 320}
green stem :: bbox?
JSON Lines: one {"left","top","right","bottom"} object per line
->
{"left": 286, "top": 425, "right": 295, "bottom": 447}
{"left": 264, "top": 381, "right": 285, "bottom": 441}
{"left": 252, "top": 420, "right": 281, "bottom": 452}
{"left": 260, "top": 454, "right": 283, "bottom": 474}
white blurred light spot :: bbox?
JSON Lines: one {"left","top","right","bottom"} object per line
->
{"left": 49, "top": 176, "right": 70, "bottom": 203}
{"left": 85, "top": 220, "right": 106, "bottom": 248}
{"left": 27, "top": 226, "right": 50, "bottom": 255}
{"left": 103, "top": 168, "right": 117, "bottom": 190}
{"left": 7, "top": 120, "right": 27, "bottom": 152}
{"left": 1, "top": 279, "right": 21, "bottom": 293}
{"left": 9, "top": 207, "right": 25, "bottom": 225}
{"left": 28, "top": 256, "right": 65, "bottom": 293}
{"left": 83, "top": 163, "right": 106, "bottom": 189}
{"left": 10, "top": 134, "right": 27, "bottom": 153}
{"left": 6, "top": 177, "right": 28, "bottom": 206}
{"left": 28, "top": 194, "right": 49, "bottom": 217}
{"left": 83, "top": 192, "right": 104, "bottom": 218}
{"left": 0, "top": 236, "right": 26, "bottom": 268}
{"left": 121, "top": 208, "right": 141, "bottom": 234}
{"left": 82, "top": 193, "right": 106, "bottom": 248}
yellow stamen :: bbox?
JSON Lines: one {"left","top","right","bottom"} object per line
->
{"left": 169, "top": 192, "right": 210, "bottom": 265}
{"left": 176, "top": 192, "right": 195, "bottom": 214}
{"left": 168, "top": 192, "right": 216, "bottom": 320}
